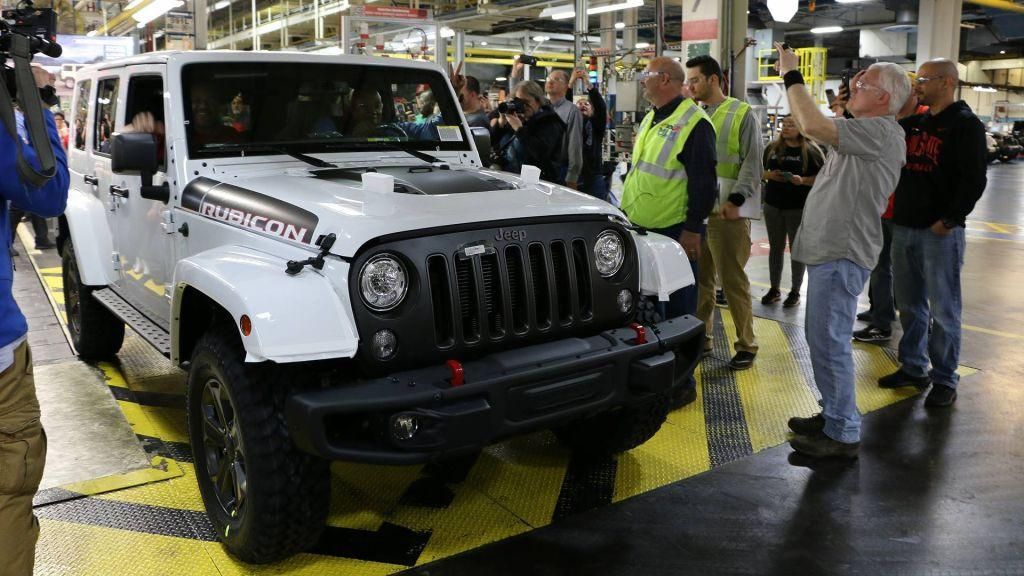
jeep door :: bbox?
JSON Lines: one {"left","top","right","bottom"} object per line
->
{"left": 109, "top": 68, "right": 173, "bottom": 326}
{"left": 87, "top": 73, "right": 126, "bottom": 290}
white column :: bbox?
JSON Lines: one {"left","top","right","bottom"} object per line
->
{"left": 194, "top": 0, "right": 208, "bottom": 49}
{"left": 917, "top": 0, "right": 963, "bottom": 66}
{"left": 454, "top": 30, "right": 466, "bottom": 65}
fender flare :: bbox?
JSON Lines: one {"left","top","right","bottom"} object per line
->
{"left": 62, "top": 187, "right": 117, "bottom": 286}
{"left": 172, "top": 245, "right": 359, "bottom": 364}
{"left": 632, "top": 231, "right": 694, "bottom": 301}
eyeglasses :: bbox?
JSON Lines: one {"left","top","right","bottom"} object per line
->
{"left": 637, "top": 71, "right": 666, "bottom": 82}
{"left": 855, "top": 79, "right": 887, "bottom": 94}
{"left": 914, "top": 75, "right": 944, "bottom": 84}
{"left": 684, "top": 76, "right": 704, "bottom": 86}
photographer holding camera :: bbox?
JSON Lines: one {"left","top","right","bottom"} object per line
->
{"left": 1, "top": 53, "right": 70, "bottom": 573}
{"left": 491, "top": 79, "right": 566, "bottom": 183}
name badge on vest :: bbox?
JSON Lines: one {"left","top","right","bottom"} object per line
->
{"left": 657, "top": 124, "right": 681, "bottom": 141}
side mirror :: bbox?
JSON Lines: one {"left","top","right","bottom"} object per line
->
{"left": 110, "top": 132, "right": 169, "bottom": 203}
{"left": 470, "top": 126, "right": 491, "bottom": 165}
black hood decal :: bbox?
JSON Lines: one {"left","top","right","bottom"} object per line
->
{"left": 182, "top": 177, "right": 319, "bottom": 244}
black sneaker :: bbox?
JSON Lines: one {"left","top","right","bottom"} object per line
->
{"left": 761, "top": 288, "right": 781, "bottom": 305}
{"left": 34, "top": 240, "right": 55, "bottom": 250}
{"left": 728, "top": 351, "right": 756, "bottom": 370}
{"left": 790, "top": 433, "right": 859, "bottom": 459}
{"left": 856, "top": 310, "right": 872, "bottom": 322}
{"left": 878, "top": 369, "right": 931, "bottom": 389}
{"left": 715, "top": 288, "right": 727, "bottom": 306}
{"left": 788, "top": 413, "right": 826, "bottom": 436}
{"left": 924, "top": 385, "right": 957, "bottom": 407}
{"left": 853, "top": 325, "right": 892, "bottom": 343}
{"left": 783, "top": 291, "right": 801, "bottom": 308}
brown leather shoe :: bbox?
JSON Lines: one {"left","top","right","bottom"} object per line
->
{"left": 789, "top": 433, "right": 859, "bottom": 459}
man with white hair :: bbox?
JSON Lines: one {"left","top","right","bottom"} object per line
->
{"left": 775, "top": 44, "right": 910, "bottom": 459}
{"left": 878, "top": 58, "right": 987, "bottom": 408}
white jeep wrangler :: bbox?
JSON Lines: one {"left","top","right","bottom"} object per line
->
{"left": 59, "top": 50, "right": 704, "bottom": 562}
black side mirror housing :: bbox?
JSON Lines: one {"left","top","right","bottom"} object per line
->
{"left": 470, "top": 126, "right": 491, "bottom": 166}
{"left": 110, "top": 132, "right": 169, "bottom": 203}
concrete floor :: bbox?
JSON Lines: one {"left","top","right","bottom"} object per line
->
{"left": 409, "top": 162, "right": 1024, "bottom": 575}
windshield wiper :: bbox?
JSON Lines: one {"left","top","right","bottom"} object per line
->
{"left": 203, "top": 143, "right": 338, "bottom": 168}
{"left": 377, "top": 141, "right": 444, "bottom": 165}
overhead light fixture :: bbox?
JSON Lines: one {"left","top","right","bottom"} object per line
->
{"left": 810, "top": 26, "right": 844, "bottom": 34}
{"left": 635, "top": 41, "right": 650, "bottom": 49}
{"left": 496, "top": 76, "right": 507, "bottom": 81}
{"left": 972, "top": 86, "right": 997, "bottom": 93}
{"left": 212, "top": 0, "right": 230, "bottom": 10}
{"left": 533, "top": 35, "right": 549, "bottom": 42}
{"left": 766, "top": 0, "right": 798, "bottom": 23}
{"left": 960, "top": 22, "right": 977, "bottom": 29}
{"left": 132, "top": 0, "right": 185, "bottom": 26}
{"left": 440, "top": 26, "right": 455, "bottom": 38}
{"left": 1000, "top": 50, "right": 1006, "bottom": 54}
{"left": 542, "top": 0, "right": 643, "bottom": 21}
{"left": 614, "top": 21, "right": 625, "bottom": 29}
{"left": 481, "top": 41, "right": 488, "bottom": 46}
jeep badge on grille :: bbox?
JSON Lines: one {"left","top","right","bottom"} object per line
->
{"left": 495, "top": 228, "right": 527, "bottom": 242}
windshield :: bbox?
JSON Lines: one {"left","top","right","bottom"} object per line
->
{"left": 182, "top": 61, "right": 470, "bottom": 158}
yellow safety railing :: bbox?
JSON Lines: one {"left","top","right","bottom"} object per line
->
{"left": 758, "top": 47, "right": 828, "bottom": 104}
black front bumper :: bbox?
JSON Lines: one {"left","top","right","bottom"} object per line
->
{"left": 286, "top": 315, "right": 705, "bottom": 464}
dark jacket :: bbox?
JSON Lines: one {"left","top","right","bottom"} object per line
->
{"left": 580, "top": 86, "right": 608, "bottom": 188}
{"left": 495, "top": 104, "right": 566, "bottom": 183}
{"left": 762, "top": 143, "right": 824, "bottom": 210}
{"left": 893, "top": 101, "right": 987, "bottom": 228}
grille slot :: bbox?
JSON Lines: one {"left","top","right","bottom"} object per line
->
{"left": 455, "top": 256, "right": 480, "bottom": 343}
{"left": 481, "top": 252, "right": 505, "bottom": 338}
{"left": 572, "top": 239, "right": 593, "bottom": 322}
{"left": 551, "top": 241, "right": 573, "bottom": 325}
{"left": 427, "top": 255, "right": 455, "bottom": 348}
{"left": 529, "top": 243, "right": 552, "bottom": 331}
{"left": 505, "top": 245, "right": 529, "bottom": 334}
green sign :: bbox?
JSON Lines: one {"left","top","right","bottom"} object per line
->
{"left": 687, "top": 42, "right": 711, "bottom": 58}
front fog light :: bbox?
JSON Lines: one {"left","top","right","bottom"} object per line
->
{"left": 617, "top": 289, "right": 633, "bottom": 313}
{"left": 594, "top": 230, "right": 625, "bottom": 277}
{"left": 391, "top": 414, "right": 419, "bottom": 441}
{"left": 371, "top": 329, "right": 397, "bottom": 361}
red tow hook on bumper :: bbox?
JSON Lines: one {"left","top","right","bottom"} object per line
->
{"left": 629, "top": 322, "right": 647, "bottom": 345}
{"left": 446, "top": 359, "right": 465, "bottom": 387}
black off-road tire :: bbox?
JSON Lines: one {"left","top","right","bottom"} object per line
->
{"left": 61, "top": 239, "right": 125, "bottom": 360}
{"left": 186, "top": 327, "right": 330, "bottom": 564}
{"left": 554, "top": 392, "right": 672, "bottom": 460}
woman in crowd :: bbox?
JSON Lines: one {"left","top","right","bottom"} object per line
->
{"left": 760, "top": 115, "right": 824, "bottom": 308}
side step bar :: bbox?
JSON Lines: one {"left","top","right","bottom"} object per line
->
{"left": 92, "top": 288, "right": 172, "bottom": 357}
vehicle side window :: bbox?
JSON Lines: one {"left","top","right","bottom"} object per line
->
{"left": 93, "top": 77, "right": 119, "bottom": 155}
{"left": 73, "top": 79, "right": 91, "bottom": 151}
{"left": 125, "top": 75, "right": 166, "bottom": 170}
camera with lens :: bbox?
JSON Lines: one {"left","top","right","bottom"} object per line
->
{"left": 2, "top": 2, "right": 62, "bottom": 102}
{"left": 497, "top": 99, "right": 525, "bottom": 114}
{"left": 840, "top": 67, "right": 863, "bottom": 94}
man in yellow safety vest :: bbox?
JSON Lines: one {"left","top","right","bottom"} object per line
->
{"left": 685, "top": 55, "right": 764, "bottom": 371}
{"left": 620, "top": 56, "right": 718, "bottom": 408}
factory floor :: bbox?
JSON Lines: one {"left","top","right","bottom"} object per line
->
{"left": 15, "top": 162, "right": 1024, "bottom": 575}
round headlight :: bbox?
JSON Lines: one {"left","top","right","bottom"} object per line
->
{"left": 594, "top": 230, "right": 625, "bottom": 277}
{"left": 360, "top": 254, "right": 408, "bottom": 311}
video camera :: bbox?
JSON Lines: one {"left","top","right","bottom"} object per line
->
{"left": 497, "top": 98, "right": 526, "bottom": 114}
{"left": 0, "top": 0, "right": 63, "bottom": 187}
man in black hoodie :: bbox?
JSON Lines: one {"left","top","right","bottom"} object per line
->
{"left": 878, "top": 58, "right": 987, "bottom": 408}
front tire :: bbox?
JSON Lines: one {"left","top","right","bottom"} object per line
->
{"left": 554, "top": 392, "right": 671, "bottom": 460}
{"left": 62, "top": 239, "right": 124, "bottom": 360}
{"left": 186, "top": 327, "right": 330, "bottom": 563}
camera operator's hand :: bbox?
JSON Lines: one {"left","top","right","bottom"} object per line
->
{"left": 774, "top": 42, "right": 799, "bottom": 76}
{"left": 830, "top": 85, "right": 850, "bottom": 116}
{"left": 32, "top": 65, "right": 55, "bottom": 89}
{"left": 512, "top": 59, "right": 525, "bottom": 80}
{"left": 571, "top": 69, "right": 590, "bottom": 91}
{"left": 504, "top": 112, "right": 523, "bottom": 131}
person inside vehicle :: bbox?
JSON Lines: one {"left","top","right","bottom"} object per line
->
{"left": 189, "top": 82, "right": 244, "bottom": 146}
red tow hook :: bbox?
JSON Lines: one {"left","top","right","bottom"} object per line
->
{"left": 446, "top": 359, "right": 465, "bottom": 387}
{"left": 629, "top": 322, "right": 647, "bottom": 345}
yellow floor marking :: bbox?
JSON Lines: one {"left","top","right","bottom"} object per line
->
{"left": 39, "top": 266, "right": 62, "bottom": 275}
{"left": 124, "top": 268, "right": 144, "bottom": 281}
{"left": 99, "top": 362, "right": 131, "bottom": 389}
{"left": 724, "top": 313, "right": 821, "bottom": 452}
{"left": 464, "top": 433, "right": 569, "bottom": 528}
{"left": 206, "top": 541, "right": 399, "bottom": 576}
{"left": 328, "top": 461, "right": 424, "bottom": 530}
{"left": 52, "top": 292, "right": 65, "bottom": 305}
{"left": 983, "top": 221, "right": 1013, "bottom": 234}
{"left": 61, "top": 456, "right": 182, "bottom": 498}
{"left": 42, "top": 275, "right": 62, "bottom": 290}
{"left": 143, "top": 279, "right": 163, "bottom": 296}
{"left": 93, "top": 462, "right": 207, "bottom": 513}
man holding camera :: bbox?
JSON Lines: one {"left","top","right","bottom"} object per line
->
{"left": 1, "top": 64, "right": 69, "bottom": 573}
{"left": 619, "top": 56, "right": 717, "bottom": 408}
{"left": 775, "top": 43, "right": 909, "bottom": 459}
{"left": 492, "top": 80, "right": 566, "bottom": 183}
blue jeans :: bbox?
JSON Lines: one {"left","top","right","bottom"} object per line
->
{"left": 892, "top": 225, "right": 966, "bottom": 389}
{"left": 580, "top": 173, "right": 610, "bottom": 202}
{"left": 867, "top": 218, "right": 896, "bottom": 328}
{"left": 806, "top": 259, "right": 871, "bottom": 444}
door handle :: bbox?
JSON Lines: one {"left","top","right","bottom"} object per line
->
{"left": 109, "top": 185, "right": 130, "bottom": 198}
{"left": 84, "top": 174, "right": 99, "bottom": 185}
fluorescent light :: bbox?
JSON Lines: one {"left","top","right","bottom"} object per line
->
{"left": 125, "top": 0, "right": 146, "bottom": 9}
{"left": 972, "top": 86, "right": 997, "bottom": 93}
{"left": 614, "top": 21, "right": 626, "bottom": 29}
{"left": 810, "top": 26, "right": 844, "bottom": 34}
{"left": 544, "top": 0, "right": 643, "bottom": 21}
{"left": 635, "top": 41, "right": 650, "bottom": 49}
{"left": 766, "top": 0, "right": 798, "bottom": 23}
{"left": 533, "top": 35, "right": 549, "bottom": 42}
{"left": 496, "top": 76, "right": 507, "bottom": 81}
{"left": 212, "top": 0, "right": 230, "bottom": 9}
{"left": 481, "top": 41, "right": 488, "bottom": 46}
{"left": 440, "top": 27, "right": 455, "bottom": 38}
{"left": 1000, "top": 50, "right": 1006, "bottom": 54}
{"left": 132, "top": 0, "right": 184, "bottom": 25}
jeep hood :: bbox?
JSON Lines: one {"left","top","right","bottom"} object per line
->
{"left": 180, "top": 166, "right": 624, "bottom": 257}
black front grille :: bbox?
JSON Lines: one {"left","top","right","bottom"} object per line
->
{"left": 429, "top": 240, "right": 595, "bottom": 347}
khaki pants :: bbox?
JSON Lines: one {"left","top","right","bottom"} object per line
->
{"left": 697, "top": 214, "right": 758, "bottom": 354}
{"left": 0, "top": 342, "right": 46, "bottom": 576}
